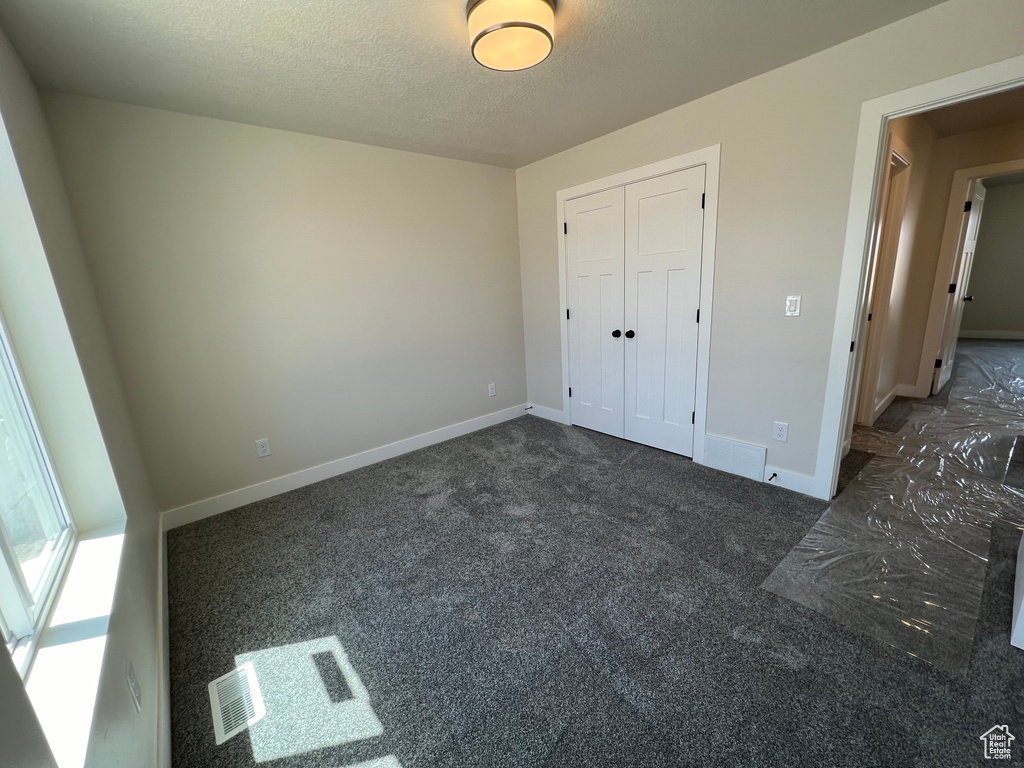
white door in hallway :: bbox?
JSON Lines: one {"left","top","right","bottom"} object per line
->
{"left": 566, "top": 187, "right": 626, "bottom": 437}
{"left": 624, "top": 168, "right": 704, "bottom": 455}
{"left": 934, "top": 180, "right": 987, "bottom": 394}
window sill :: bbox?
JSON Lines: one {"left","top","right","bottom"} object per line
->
{"left": 24, "top": 521, "right": 125, "bottom": 768}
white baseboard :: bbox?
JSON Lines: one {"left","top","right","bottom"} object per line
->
{"left": 896, "top": 383, "right": 923, "bottom": 398}
{"left": 959, "top": 330, "right": 1024, "bottom": 340}
{"left": 763, "top": 465, "right": 822, "bottom": 498}
{"left": 872, "top": 387, "right": 899, "bottom": 423}
{"left": 156, "top": 518, "right": 171, "bottom": 768}
{"left": 161, "top": 404, "right": 530, "bottom": 530}
{"left": 526, "top": 403, "right": 571, "bottom": 424}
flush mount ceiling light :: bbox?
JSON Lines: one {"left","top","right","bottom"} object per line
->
{"left": 468, "top": 0, "right": 555, "bottom": 72}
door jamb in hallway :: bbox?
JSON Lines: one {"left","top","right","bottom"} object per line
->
{"left": 852, "top": 135, "right": 913, "bottom": 428}
{"left": 553, "top": 144, "right": 721, "bottom": 466}
{"left": 820, "top": 53, "right": 1024, "bottom": 501}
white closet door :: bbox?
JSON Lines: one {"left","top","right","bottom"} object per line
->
{"left": 566, "top": 187, "right": 625, "bottom": 437}
{"left": 623, "top": 167, "right": 704, "bottom": 455}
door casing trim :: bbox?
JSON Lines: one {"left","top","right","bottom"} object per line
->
{"left": 852, "top": 135, "right": 913, "bottom": 428}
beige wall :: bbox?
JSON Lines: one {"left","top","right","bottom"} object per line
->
{"left": 898, "top": 118, "right": 1024, "bottom": 388}
{"left": 42, "top": 94, "right": 527, "bottom": 512}
{"left": 0, "top": 26, "right": 166, "bottom": 768}
{"left": 0, "top": 649, "right": 55, "bottom": 768}
{"left": 517, "top": 0, "right": 1024, "bottom": 479}
{"left": 961, "top": 181, "right": 1024, "bottom": 336}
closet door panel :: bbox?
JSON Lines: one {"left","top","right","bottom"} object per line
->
{"left": 624, "top": 167, "right": 704, "bottom": 455}
{"left": 566, "top": 187, "right": 625, "bottom": 437}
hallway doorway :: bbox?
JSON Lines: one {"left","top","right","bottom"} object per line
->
{"left": 843, "top": 83, "right": 1024, "bottom": 466}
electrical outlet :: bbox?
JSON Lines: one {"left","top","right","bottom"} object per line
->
{"left": 488, "top": 383, "right": 496, "bottom": 397}
{"left": 256, "top": 438, "right": 271, "bottom": 458}
{"left": 785, "top": 296, "right": 801, "bottom": 316}
{"left": 125, "top": 661, "right": 142, "bottom": 713}
{"left": 773, "top": 422, "right": 789, "bottom": 442}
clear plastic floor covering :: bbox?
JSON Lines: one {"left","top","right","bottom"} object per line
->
{"left": 763, "top": 341, "right": 1024, "bottom": 675}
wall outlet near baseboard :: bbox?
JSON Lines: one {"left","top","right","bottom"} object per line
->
{"left": 256, "top": 438, "right": 271, "bottom": 458}
{"left": 488, "top": 383, "right": 496, "bottom": 397}
{"left": 773, "top": 422, "right": 789, "bottom": 442}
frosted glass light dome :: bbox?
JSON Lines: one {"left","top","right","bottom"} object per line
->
{"left": 468, "top": 0, "right": 555, "bottom": 72}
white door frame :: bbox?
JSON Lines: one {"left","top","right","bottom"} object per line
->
{"left": 819, "top": 54, "right": 1024, "bottom": 500}
{"left": 854, "top": 136, "right": 912, "bottom": 427}
{"left": 554, "top": 144, "right": 720, "bottom": 465}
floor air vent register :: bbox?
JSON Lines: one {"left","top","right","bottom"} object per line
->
{"left": 208, "top": 661, "right": 266, "bottom": 745}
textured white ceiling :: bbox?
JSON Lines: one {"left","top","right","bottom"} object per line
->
{"left": 0, "top": 0, "right": 945, "bottom": 167}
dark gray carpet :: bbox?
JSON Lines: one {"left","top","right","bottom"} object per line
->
{"left": 872, "top": 362, "right": 958, "bottom": 434}
{"left": 932, "top": 361, "right": 958, "bottom": 408}
{"left": 1007, "top": 437, "right": 1024, "bottom": 491}
{"left": 976, "top": 523, "right": 1024, "bottom": 664}
{"left": 167, "top": 416, "right": 1024, "bottom": 767}
{"left": 834, "top": 449, "right": 874, "bottom": 498}
{"left": 873, "top": 397, "right": 914, "bottom": 434}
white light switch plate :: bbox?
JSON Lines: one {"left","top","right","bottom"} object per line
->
{"left": 785, "top": 296, "right": 801, "bottom": 316}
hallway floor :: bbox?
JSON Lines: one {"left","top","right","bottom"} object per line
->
{"left": 767, "top": 340, "right": 1024, "bottom": 675}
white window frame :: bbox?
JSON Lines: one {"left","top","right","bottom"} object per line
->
{"left": 0, "top": 566, "right": 23, "bottom": 647}
{"left": 0, "top": 308, "right": 76, "bottom": 672}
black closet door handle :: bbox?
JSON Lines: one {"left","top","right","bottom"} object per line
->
{"left": 625, "top": 330, "right": 635, "bottom": 339}
{"left": 963, "top": 295, "right": 974, "bottom": 302}
{"left": 611, "top": 329, "right": 622, "bottom": 338}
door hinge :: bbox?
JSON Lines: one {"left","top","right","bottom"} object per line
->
{"left": 691, "top": 411, "right": 695, "bottom": 425}
{"left": 568, "top": 387, "right": 572, "bottom": 398}
{"left": 850, "top": 341, "right": 855, "bottom": 352}
{"left": 566, "top": 309, "right": 570, "bottom": 320}
{"left": 701, "top": 192, "right": 705, "bottom": 209}
{"left": 564, "top": 222, "right": 568, "bottom": 235}
{"left": 935, "top": 358, "right": 942, "bottom": 368}
{"left": 949, "top": 283, "right": 956, "bottom": 294}
{"left": 867, "top": 313, "right": 872, "bottom": 321}
{"left": 964, "top": 200, "right": 972, "bottom": 213}
{"left": 696, "top": 308, "right": 700, "bottom": 323}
